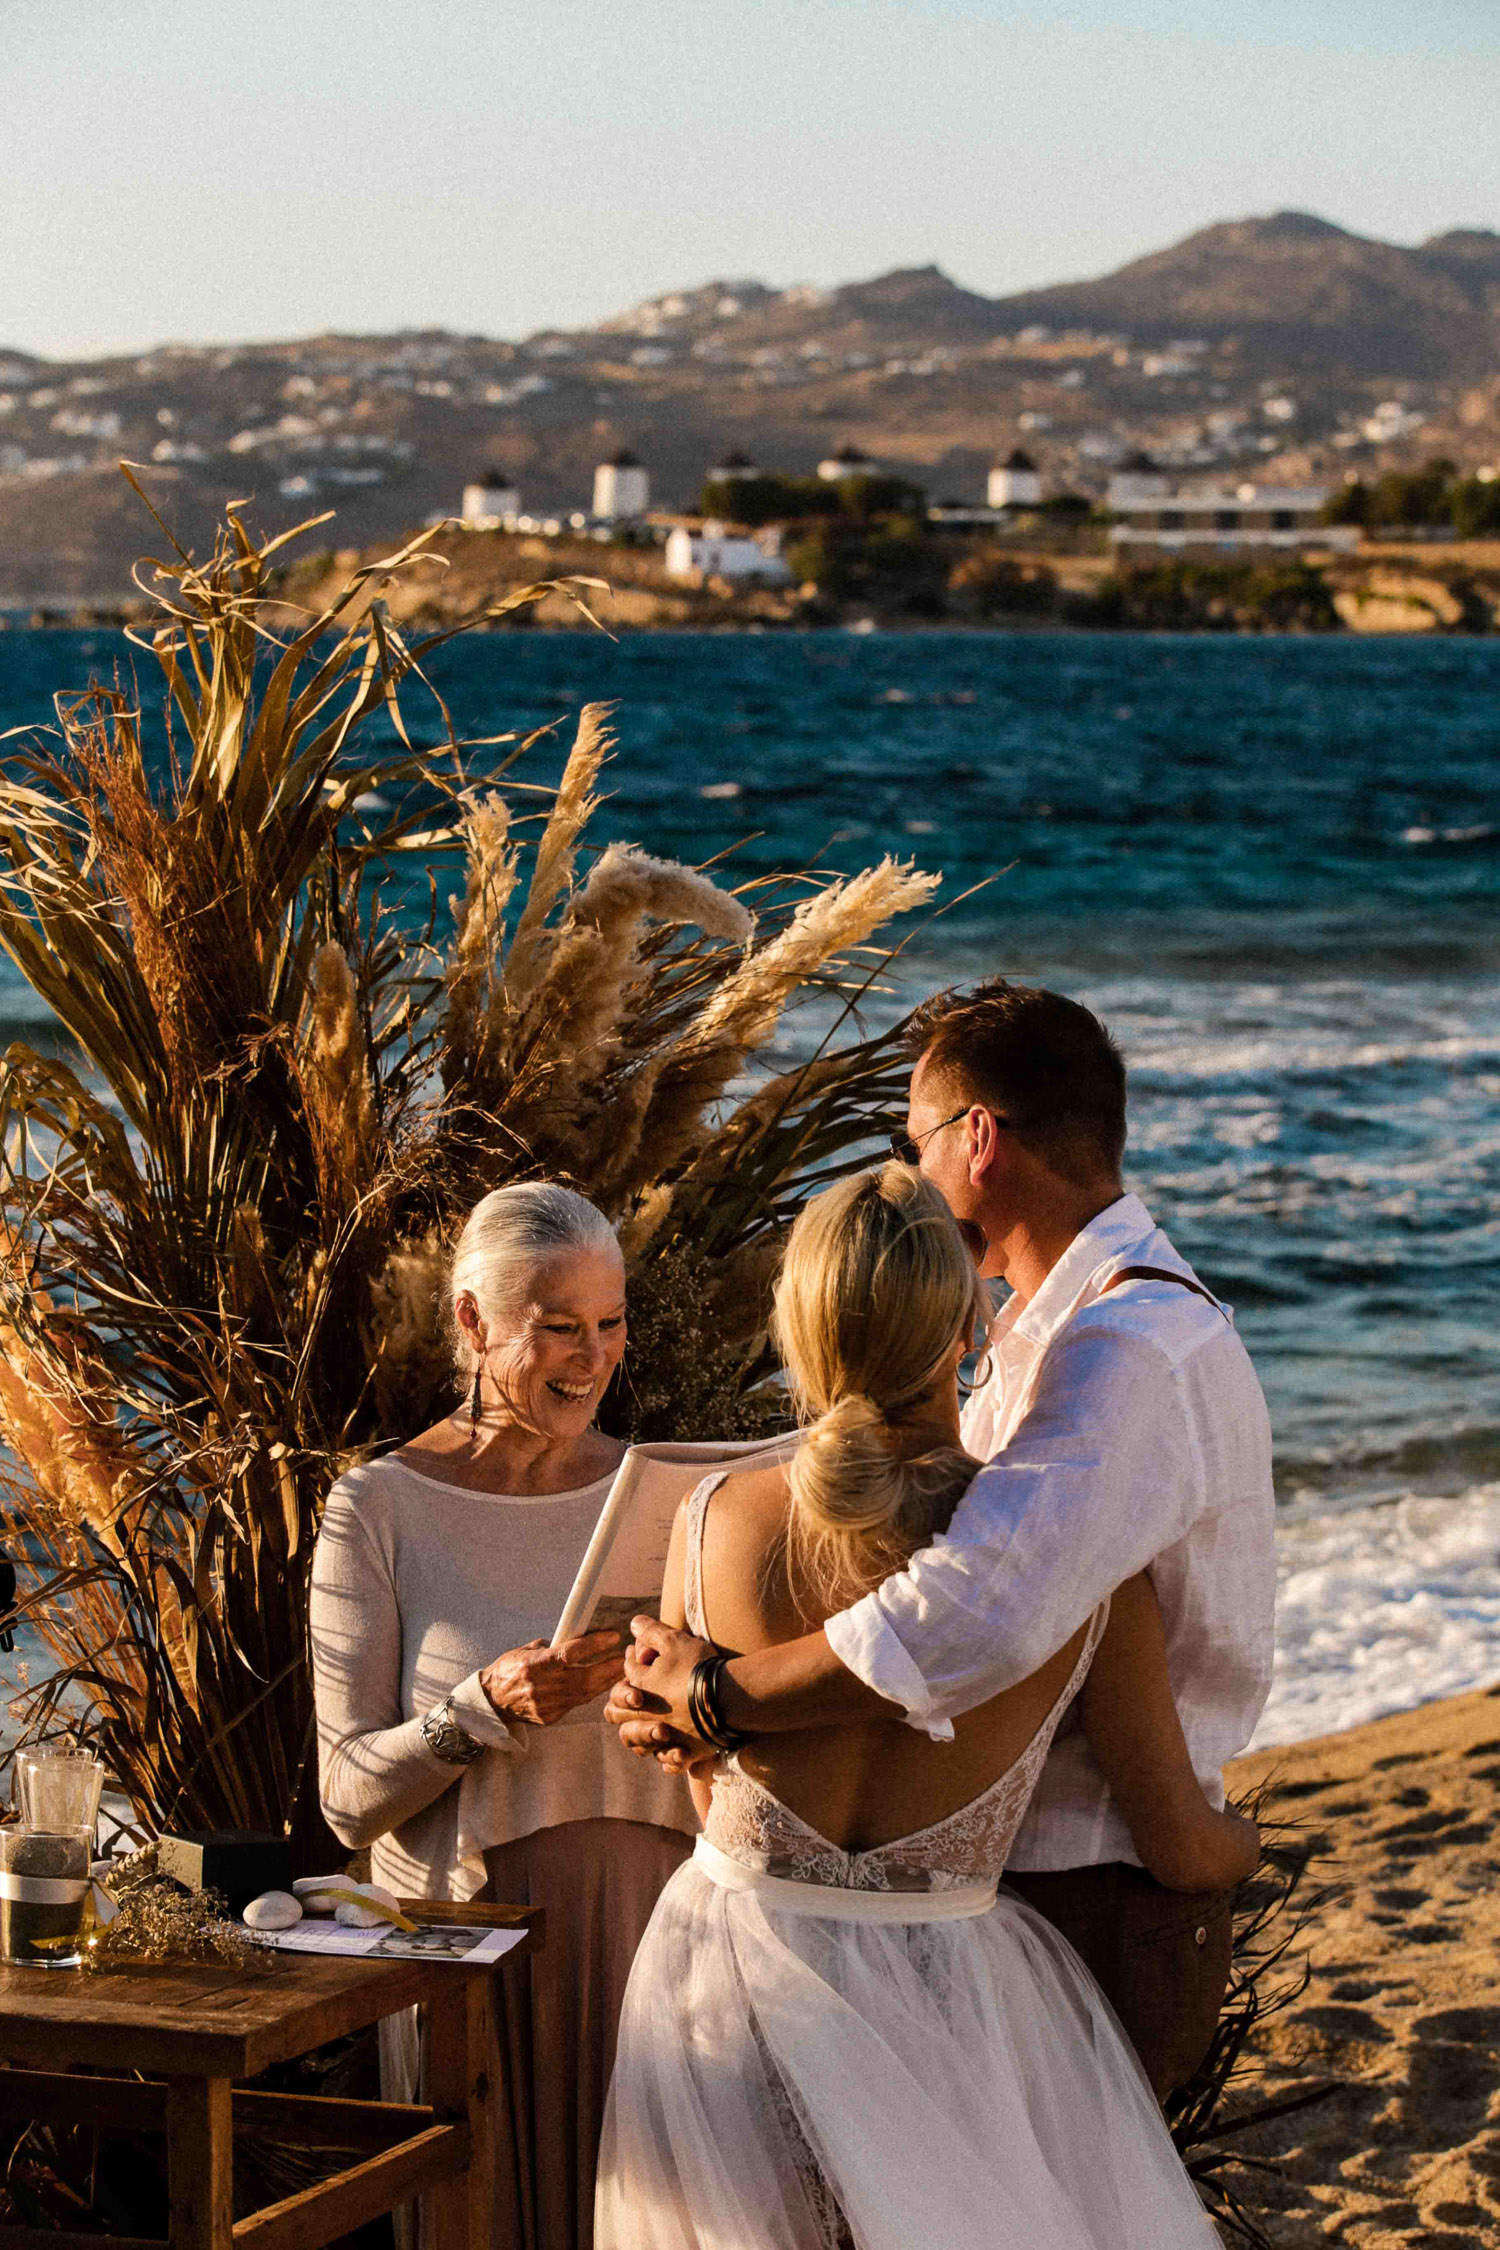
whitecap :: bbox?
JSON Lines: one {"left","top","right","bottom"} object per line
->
{"left": 1250, "top": 1484, "right": 1500, "bottom": 1750}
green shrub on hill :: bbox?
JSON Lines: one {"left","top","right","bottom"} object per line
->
{"left": 1067, "top": 558, "right": 1341, "bottom": 632}
{"left": 948, "top": 552, "right": 1060, "bottom": 618}
{"left": 1324, "top": 461, "right": 1500, "bottom": 538}
{"left": 699, "top": 470, "right": 928, "bottom": 527}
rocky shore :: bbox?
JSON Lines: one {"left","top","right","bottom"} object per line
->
{"left": 271, "top": 527, "right": 1500, "bottom": 636}
{"left": 8, "top": 527, "right": 1499, "bottom": 637}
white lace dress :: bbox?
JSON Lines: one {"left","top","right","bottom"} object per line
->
{"left": 595, "top": 1476, "right": 1218, "bottom": 2250}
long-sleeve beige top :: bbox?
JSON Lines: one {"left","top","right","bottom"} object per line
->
{"left": 310, "top": 1455, "right": 694, "bottom": 1901}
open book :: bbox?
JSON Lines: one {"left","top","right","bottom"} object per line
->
{"left": 551, "top": 1431, "right": 800, "bottom": 1646}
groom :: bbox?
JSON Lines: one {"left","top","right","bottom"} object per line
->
{"left": 609, "top": 978, "right": 1276, "bottom": 2097}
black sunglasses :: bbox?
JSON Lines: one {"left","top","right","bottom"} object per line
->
{"left": 887, "top": 1105, "right": 1015, "bottom": 1168}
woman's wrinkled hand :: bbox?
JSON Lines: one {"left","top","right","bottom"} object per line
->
{"left": 479, "top": 1632, "right": 625, "bottom": 1727}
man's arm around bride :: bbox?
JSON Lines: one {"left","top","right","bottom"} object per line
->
{"left": 609, "top": 977, "right": 1275, "bottom": 2098}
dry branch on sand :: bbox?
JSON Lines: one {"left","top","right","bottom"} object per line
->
{"left": 0, "top": 494, "right": 934, "bottom": 1852}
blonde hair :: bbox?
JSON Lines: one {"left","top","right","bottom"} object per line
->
{"left": 773, "top": 1161, "right": 986, "bottom": 1613}
{"left": 447, "top": 1182, "right": 619, "bottom": 1371}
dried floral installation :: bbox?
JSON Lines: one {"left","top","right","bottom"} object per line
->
{"left": 0, "top": 489, "right": 934, "bottom": 1853}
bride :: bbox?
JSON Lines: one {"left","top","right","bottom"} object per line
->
{"left": 595, "top": 1162, "right": 1258, "bottom": 2250}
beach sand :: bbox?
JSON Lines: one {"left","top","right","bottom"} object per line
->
{"left": 1220, "top": 1683, "right": 1500, "bottom": 2245}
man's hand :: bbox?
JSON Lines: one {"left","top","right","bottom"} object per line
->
{"left": 603, "top": 1615, "right": 715, "bottom": 1772}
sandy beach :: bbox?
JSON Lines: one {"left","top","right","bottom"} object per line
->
{"left": 1222, "top": 1684, "right": 1500, "bottom": 2246}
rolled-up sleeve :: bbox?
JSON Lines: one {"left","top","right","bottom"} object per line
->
{"left": 825, "top": 1323, "right": 1203, "bottom": 1736}
{"left": 310, "top": 1484, "right": 523, "bottom": 1851}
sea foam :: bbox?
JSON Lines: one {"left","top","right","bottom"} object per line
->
{"left": 1250, "top": 1485, "right": 1500, "bottom": 1751}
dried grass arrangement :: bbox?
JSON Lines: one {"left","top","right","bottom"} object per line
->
{"left": 1168, "top": 1797, "right": 1338, "bottom": 2247}
{"left": 0, "top": 494, "right": 933, "bottom": 1850}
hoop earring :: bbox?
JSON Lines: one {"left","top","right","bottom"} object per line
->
{"left": 957, "top": 1217, "right": 989, "bottom": 1267}
{"left": 469, "top": 1364, "right": 484, "bottom": 1433}
{"left": 958, "top": 1349, "right": 994, "bottom": 1396}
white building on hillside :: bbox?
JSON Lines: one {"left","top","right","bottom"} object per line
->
{"left": 818, "top": 442, "right": 874, "bottom": 482}
{"left": 710, "top": 448, "right": 759, "bottom": 483}
{"left": 593, "top": 450, "right": 650, "bottom": 519}
{"left": 1107, "top": 468, "right": 1361, "bottom": 556}
{"left": 665, "top": 522, "right": 793, "bottom": 586}
{"left": 987, "top": 447, "right": 1043, "bottom": 509}
{"left": 461, "top": 472, "right": 520, "bottom": 527}
{"left": 1106, "top": 450, "right": 1173, "bottom": 510}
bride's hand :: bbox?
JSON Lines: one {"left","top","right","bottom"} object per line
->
{"left": 480, "top": 1632, "right": 625, "bottom": 1727}
{"left": 605, "top": 1615, "right": 715, "bottom": 1769}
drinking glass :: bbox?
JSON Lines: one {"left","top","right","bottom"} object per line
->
{"left": 0, "top": 1826, "right": 93, "bottom": 1968}
{"left": 16, "top": 1752, "right": 104, "bottom": 1835}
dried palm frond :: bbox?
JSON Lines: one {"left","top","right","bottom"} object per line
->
{"left": 0, "top": 491, "right": 941, "bottom": 1853}
{"left": 1169, "top": 1791, "right": 1341, "bottom": 2245}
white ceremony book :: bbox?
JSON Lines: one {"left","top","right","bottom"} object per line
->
{"left": 551, "top": 1431, "right": 799, "bottom": 1646}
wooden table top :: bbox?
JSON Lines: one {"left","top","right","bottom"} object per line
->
{"left": 0, "top": 1902, "right": 542, "bottom": 2079}
{"left": 0, "top": 1953, "right": 440, "bottom": 2077}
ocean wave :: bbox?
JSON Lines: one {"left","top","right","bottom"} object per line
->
{"left": 1275, "top": 1424, "right": 1500, "bottom": 1498}
{"left": 1399, "top": 822, "right": 1499, "bottom": 849}
{"left": 1129, "top": 1029, "right": 1500, "bottom": 1086}
{"left": 1250, "top": 1485, "right": 1500, "bottom": 1750}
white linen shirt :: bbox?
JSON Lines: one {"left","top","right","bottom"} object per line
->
{"left": 823, "top": 1193, "right": 1276, "bottom": 1873}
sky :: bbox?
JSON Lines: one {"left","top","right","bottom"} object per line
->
{"left": 6, "top": 0, "right": 1497, "bottom": 361}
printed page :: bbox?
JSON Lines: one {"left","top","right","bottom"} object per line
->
{"left": 262, "top": 1919, "right": 530, "bottom": 1966}
{"left": 551, "top": 1431, "right": 797, "bottom": 1645}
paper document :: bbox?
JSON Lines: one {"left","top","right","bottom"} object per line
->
{"left": 262, "top": 1919, "right": 530, "bottom": 1966}
{"left": 551, "top": 1431, "right": 798, "bottom": 1646}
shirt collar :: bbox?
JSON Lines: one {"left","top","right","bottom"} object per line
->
{"left": 1006, "top": 1191, "right": 1163, "bottom": 1348}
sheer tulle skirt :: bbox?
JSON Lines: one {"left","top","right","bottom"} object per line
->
{"left": 596, "top": 1853, "right": 1217, "bottom": 2250}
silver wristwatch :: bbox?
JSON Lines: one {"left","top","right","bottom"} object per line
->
{"left": 420, "top": 1693, "right": 486, "bottom": 1767}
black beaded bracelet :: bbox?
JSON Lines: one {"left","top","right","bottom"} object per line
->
{"left": 688, "top": 1654, "right": 745, "bottom": 1754}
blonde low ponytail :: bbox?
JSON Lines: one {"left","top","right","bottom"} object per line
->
{"left": 774, "top": 1162, "right": 985, "bottom": 1614}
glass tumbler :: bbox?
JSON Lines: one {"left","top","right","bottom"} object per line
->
{"left": 16, "top": 1752, "right": 104, "bottom": 1835}
{"left": 0, "top": 1826, "right": 93, "bottom": 1968}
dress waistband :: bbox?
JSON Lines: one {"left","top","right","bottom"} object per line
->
{"left": 692, "top": 1836, "right": 998, "bottom": 1923}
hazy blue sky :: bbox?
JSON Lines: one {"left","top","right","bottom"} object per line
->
{"left": 6, "top": 0, "right": 1496, "bottom": 359}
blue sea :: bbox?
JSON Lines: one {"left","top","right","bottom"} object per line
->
{"left": 3, "top": 625, "right": 1499, "bottom": 1748}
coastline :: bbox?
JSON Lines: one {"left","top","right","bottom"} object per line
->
{"left": 1223, "top": 1683, "right": 1500, "bottom": 2246}
{"left": 6, "top": 532, "right": 1498, "bottom": 636}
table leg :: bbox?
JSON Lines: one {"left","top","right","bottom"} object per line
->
{"left": 166, "top": 2075, "right": 233, "bottom": 2250}
{"left": 422, "top": 1975, "right": 496, "bottom": 2250}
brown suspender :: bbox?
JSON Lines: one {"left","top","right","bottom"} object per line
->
{"left": 1098, "top": 1265, "right": 1231, "bottom": 1320}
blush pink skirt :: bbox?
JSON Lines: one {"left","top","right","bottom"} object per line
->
{"left": 483, "top": 1817, "right": 691, "bottom": 2250}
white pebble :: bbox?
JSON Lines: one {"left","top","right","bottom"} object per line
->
{"left": 243, "top": 1891, "right": 302, "bottom": 1931}
{"left": 334, "top": 1882, "right": 401, "bottom": 1928}
{"left": 292, "top": 1876, "right": 345, "bottom": 1914}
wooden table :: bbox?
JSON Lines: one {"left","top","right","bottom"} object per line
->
{"left": 0, "top": 1898, "right": 542, "bottom": 2250}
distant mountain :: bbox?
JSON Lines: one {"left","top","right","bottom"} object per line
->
{"left": 581, "top": 214, "right": 1500, "bottom": 375}
{"left": 981, "top": 212, "right": 1500, "bottom": 376}
{"left": 0, "top": 212, "right": 1495, "bottom": 602}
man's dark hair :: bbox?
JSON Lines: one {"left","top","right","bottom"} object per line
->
{"left": 906, "top": 979, "right": 1126, "bottom": 1184}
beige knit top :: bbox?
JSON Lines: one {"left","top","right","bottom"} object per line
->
{"left": 310, "top": 1454, "right": 694, "bottom": 1902}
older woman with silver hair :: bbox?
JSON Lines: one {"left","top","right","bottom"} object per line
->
{"left": 311, "top": 1182, "right": 694, "bottom": 2250}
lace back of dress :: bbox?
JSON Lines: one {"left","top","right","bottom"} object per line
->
{"left": 689, "top": 1475, "right": 1109, "bottom": 1893}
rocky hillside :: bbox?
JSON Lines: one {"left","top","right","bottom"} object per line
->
{"left": 0, "top": 212, "right": 1496, "bottom": 602}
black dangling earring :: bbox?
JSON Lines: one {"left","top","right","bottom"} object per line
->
{"left": 470, "top": 1363, "right": 484, "bottom": 1433}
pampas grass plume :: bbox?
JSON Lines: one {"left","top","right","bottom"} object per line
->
{"left": 687, "top": 857, "right": 937, "bottom": 1057}
{"left": 503, "top": 702, "right": 614, "bottom": 1007}
{"left": 446, "top": 792, "right": 518, "bottom": 1065}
